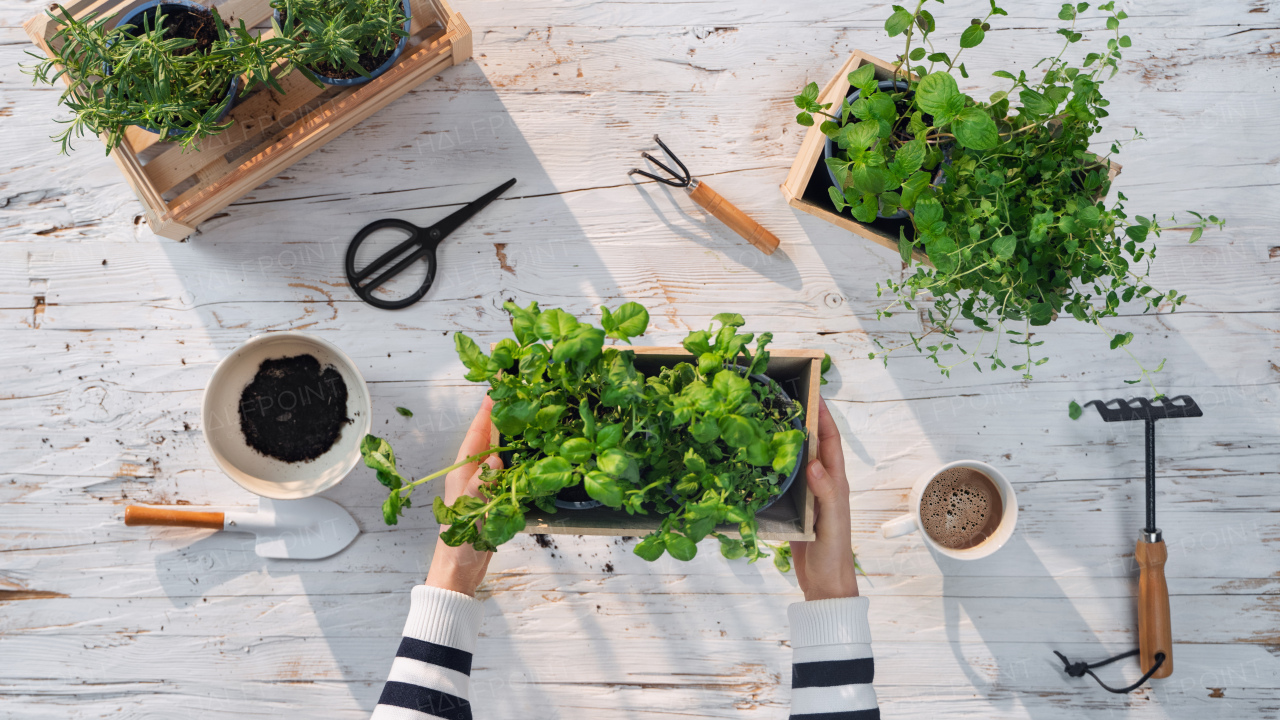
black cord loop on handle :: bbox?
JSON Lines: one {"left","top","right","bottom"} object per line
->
{"left": 1053, "top": 649, "right": 1166, "bottom": 694}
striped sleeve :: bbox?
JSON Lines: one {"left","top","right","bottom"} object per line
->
{"left": 787, "top": 596, "right": 879, "bottom": 720}
{"left": 371, "top": 585, "right": 484, "bottom": 720}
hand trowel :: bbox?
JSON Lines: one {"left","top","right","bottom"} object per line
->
{"left": 124, "top": 497, "right": 359, "bottom": 559}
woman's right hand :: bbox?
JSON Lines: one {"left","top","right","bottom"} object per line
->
{"left": 791, "top": 398, "right": 859, "bottom": 601}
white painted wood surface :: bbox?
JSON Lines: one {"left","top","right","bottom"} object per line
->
{"left": 2, "top": 0, "right": 1277, "bottom": 717}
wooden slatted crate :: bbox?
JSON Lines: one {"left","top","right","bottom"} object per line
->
{"left": 780, "top": 50, "right": 1119, "bottom": 265}
{"left": 24, "top": 0, "right": 471, "bottom": 239}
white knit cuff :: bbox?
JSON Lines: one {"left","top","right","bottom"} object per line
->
{"left": 402, "top": 585, "right": 485, "bottom": 653}
{"left": 788, "top": 596, "right": 872, "bottom": 648}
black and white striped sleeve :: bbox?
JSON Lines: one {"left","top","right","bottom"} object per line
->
{"left": 372, "top": 585, "right": 484, "bottom": 720}
{"left": 787, "top": 596, "right": 879, "bottom": 720}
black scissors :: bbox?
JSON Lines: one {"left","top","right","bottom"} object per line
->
{"left": 345, "top": 178, "right": 516, "bottom": 310}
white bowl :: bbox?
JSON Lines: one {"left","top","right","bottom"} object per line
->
{"left": 201, "top": 332, "right": 372, "bottom": 499}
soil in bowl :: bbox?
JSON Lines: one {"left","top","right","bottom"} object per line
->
{"left": 239, "top": 354, "right": 350, "bottom": 463}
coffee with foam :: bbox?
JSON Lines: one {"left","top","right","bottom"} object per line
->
{"left": 919, "top": 467, "right": 1004, "bottom": 550}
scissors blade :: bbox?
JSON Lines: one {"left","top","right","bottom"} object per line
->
{"left": 428, "top": 178, "right": 516, "bottom": 241}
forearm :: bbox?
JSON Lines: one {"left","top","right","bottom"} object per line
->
{"left": 788, "top": 596, "right": 879, "bottom": 719}
{"left": 372, "top": 585, "right": 484, "bottom": 720}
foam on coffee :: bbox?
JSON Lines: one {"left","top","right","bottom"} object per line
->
{"left": 920, "top": 467, "right": 1004, "bottom": 549}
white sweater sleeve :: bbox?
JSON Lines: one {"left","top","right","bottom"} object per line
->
{"left": 371, "top": 585, "right": 484, "bottom": 720}
{"left": 787, "top": 596, "right": 879, "bottom": 719}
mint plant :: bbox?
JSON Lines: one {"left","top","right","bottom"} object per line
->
{"left": 362, "top": 302, "right": 807, "bottom": 564}
{"left": 794, "top": 1, "right": 1222, "bottom": 385}
{"left": 25, "top": 5, "right": 295, "bottom": 153}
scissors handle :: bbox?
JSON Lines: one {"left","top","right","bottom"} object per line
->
{"left": 345, "top": 218, "right": 439, "bottom": 311}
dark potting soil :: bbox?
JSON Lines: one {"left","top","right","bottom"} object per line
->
{"left": 122, "top": 5, "right": 219, "bottom": 56}
{"left": 239, "top": 354, "right": 350, "bottom": 463}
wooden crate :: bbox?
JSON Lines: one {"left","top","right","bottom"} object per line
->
{"left": 24, "top": 0, "right": 471, "bottom": 240}
{"left": 780, "top": 50, "right": 1120, "bottom": 265}
{"left": 503, "top": 346, "right": 823, "bottom": 543}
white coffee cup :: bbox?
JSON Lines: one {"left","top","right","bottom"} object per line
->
{"left": 881, "top": 460, "right": 1018, "bottom": 560}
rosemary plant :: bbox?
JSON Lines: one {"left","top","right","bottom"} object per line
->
{"left": 26, "top": 4, "right": 294, "bottom": 153}
{"left": 273, "top": 0, "right": 408, "bottom": 82}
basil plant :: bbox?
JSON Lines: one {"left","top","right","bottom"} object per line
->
{"left": 362, "top": 302, "right": 807, "bottom": 565}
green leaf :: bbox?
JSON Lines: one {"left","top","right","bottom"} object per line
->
{"left": 480, "top": 504, "right": 525, "bottom": 547}
{"left": 848, "top": 63, "right": 878, "bottom": 93}
{"left": 796, "top": 112, "right": 815, "bottom": 127}
{"left": 535, "top": 404, "right": 567, "bottom": 430}
{"left": 1019, "top": 88, "right": 1057, "bottom": 116}
{"left": 597, "top": 448, "right": 639, "bottom": 483}
{"left": 1189, "top": 227, "right": 1204, "bottom": 243}
{"left": 584, "top": 470, "right": 624, "bottom": 507}
{"left": 527, "top": 456, "right": 573, "bottom": 494}
{"left": 719, "top": 414, "right": 758, "bottom": 449}
{"left": 899, "top": 227, "right": 914, "bottom": 264}
{"left": 909, "top": 47, "right": 927, "bottom": 61}
{"left": 552, "top": 325, "right": 606, "bottom": 365}
{"left": 535, "top": 308, "right": 578, "bottom": 340}
{"left": 1110, "top": 332, "right": 1134, "bottom": 350}
{"left": 664, "top": 532, "right": 698, "bottom": 561}
{"left": 633, "top": 533, "right": 666, "bottom": 561}
{"left": 395, "top": 406, "right": 413, "bottom": 417}
{"left": 503, "top": 300, "right": 541, "bottom": 345}
{"left": 773, "top": 543, "right": 793, "bottom": 572}
{"left": 1028, "top": 303, "right": 1054, "bottom": 326}
{"left": 601, "top": 302, "right": 649, "bottom": 341}
{"left": 712, "top": 313, "right": 746, "bottom": 328}
{"left": 690, "top": 419, "right": 719, "bottom": 443}
{"left": 915, "top": 72, "right": 960, "bottom": 119}
{"left": 992, "top": 234, "right": 1016, "bottom": 259}
{"left": 770, "top": 429, "right": 805, "bottom": 474}
{"left": 595, "top": 422, "right": 625, "bottom": 449}
{"left": 718, "top": 535, "right": 747, "bottom": 560}
{"left": 953, "top": 107, "right": 999, "bottom": 150}
{"left": 560, "top": 437, "right": 595, "bottom": 463}
{"left": 491, "top": 398, "right": 538, "bottom": 436}
{"left": 682, "top": 330, "right": 712, "bottom": 356}
{"left": 361, "top": 434, "right": 407, "bottom": 490}
{"left": 455, "top": 333, "right": 498, "bottom": 382}
{"left": 959, "top": 24, "right": 985, "bottom": 48}
{"left": 885, "top": 7, "right": 914, "bottom": 37}
{"left": 712, "top": 369, "right": 752, "bottom": 408}
{"left": 683, "top": 448, "right": 707, "bottom": 473}
{"left": 914, "top": 197, "right": 943, "bottom": 227}
{"left": 1068, "top": 400, "right": 1083, "bottom": 420}
{"left": 892, "top": 139, "right": 927, "bottom": 177}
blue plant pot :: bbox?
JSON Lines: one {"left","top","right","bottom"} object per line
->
{"left": 111, "top": 0, "right": 239, "bottom": 139}
{"left": 274, "top": 0, "right": 411, "bottom": 87}
{"left": 823, "top": 79, "right": 947, "bottom": 221}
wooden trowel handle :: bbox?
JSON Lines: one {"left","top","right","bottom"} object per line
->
{"left": 125, "top": 506, "right": 225, "bottom": 530}
{"left": 688, "top": 180, "right": 780, "bottom": 256}
{"left": 1136, "top": 538, "right": 1173, "bottom": 678}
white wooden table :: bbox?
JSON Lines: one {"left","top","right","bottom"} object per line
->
{"left": 2, "top": 0, "right": 1277, "bottom": 717}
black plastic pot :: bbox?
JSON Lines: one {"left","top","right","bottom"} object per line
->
{"left": 111, "top": 0, "right": 239, "bottom": 139}
{"left": 822, "top": 79, "right": 947, "bottom": 221}
{"left": 274, "top": 0, "right": 411, "bottom": 87}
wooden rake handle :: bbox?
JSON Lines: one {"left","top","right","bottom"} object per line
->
{"left": 687, "top": 180, "right": 780, "bottom": 256}
{"left": 125, "top": 506, "right": 225, "bottom": 530}
{"left": 1135, "top": 538, "right": 1173, "bottom": 678}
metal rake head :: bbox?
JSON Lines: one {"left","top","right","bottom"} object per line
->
{"left": 628, "top": 134, "right": 692, "bottom": 187}
{"left": 1085, "top": 395, "right": 1203, "bottom": 423}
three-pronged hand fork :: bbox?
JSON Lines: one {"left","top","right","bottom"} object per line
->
{"left": 629, "top": 134, "right": 781, "bottom": 256}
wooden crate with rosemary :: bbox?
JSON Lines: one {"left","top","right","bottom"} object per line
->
{"left": 23, "top": 0, "right": 471, "bottom": 240}
{"left": 779, "top": 50, "right": 1119, "bottom": 265}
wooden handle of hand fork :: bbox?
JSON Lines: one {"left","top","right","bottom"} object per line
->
{"left": 125, "top": 506, "right": 225, "bottom": 530}
{"left": 687, "top": 179, "right": 780, "bottom": 255}
{"left": 1136, "top": 538, "right": 1173, "bottom": 678}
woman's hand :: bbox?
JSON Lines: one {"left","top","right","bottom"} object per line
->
{"left": 424, "top": 396, "right": 502, "bottom": 597}
{"left": 791, "top": 398, "right": 859, "bottom": 601}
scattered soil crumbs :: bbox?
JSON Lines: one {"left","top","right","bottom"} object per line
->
{"left": 603, "top": 562, "right": 614, "bottom": 573}
{"left": 533, "top": 534, "right": 556, "bottom": 549}
{"left": 239, "top": 354, "right": 349, "bottom": 463}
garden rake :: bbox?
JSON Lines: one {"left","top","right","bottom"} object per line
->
{"left": 1054, "top": 395, "right": 1203, "bottom": 693}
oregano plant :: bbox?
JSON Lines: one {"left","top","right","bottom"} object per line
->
{"left": 794, "top": 1, "right": 1223, "bottom": 387}
{"left": 362, "top": 301, "right": 809, "bottom": 565}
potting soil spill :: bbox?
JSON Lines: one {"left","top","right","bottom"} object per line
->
{"left": 239, "top": 354, "right": 349, "bottom": 463}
